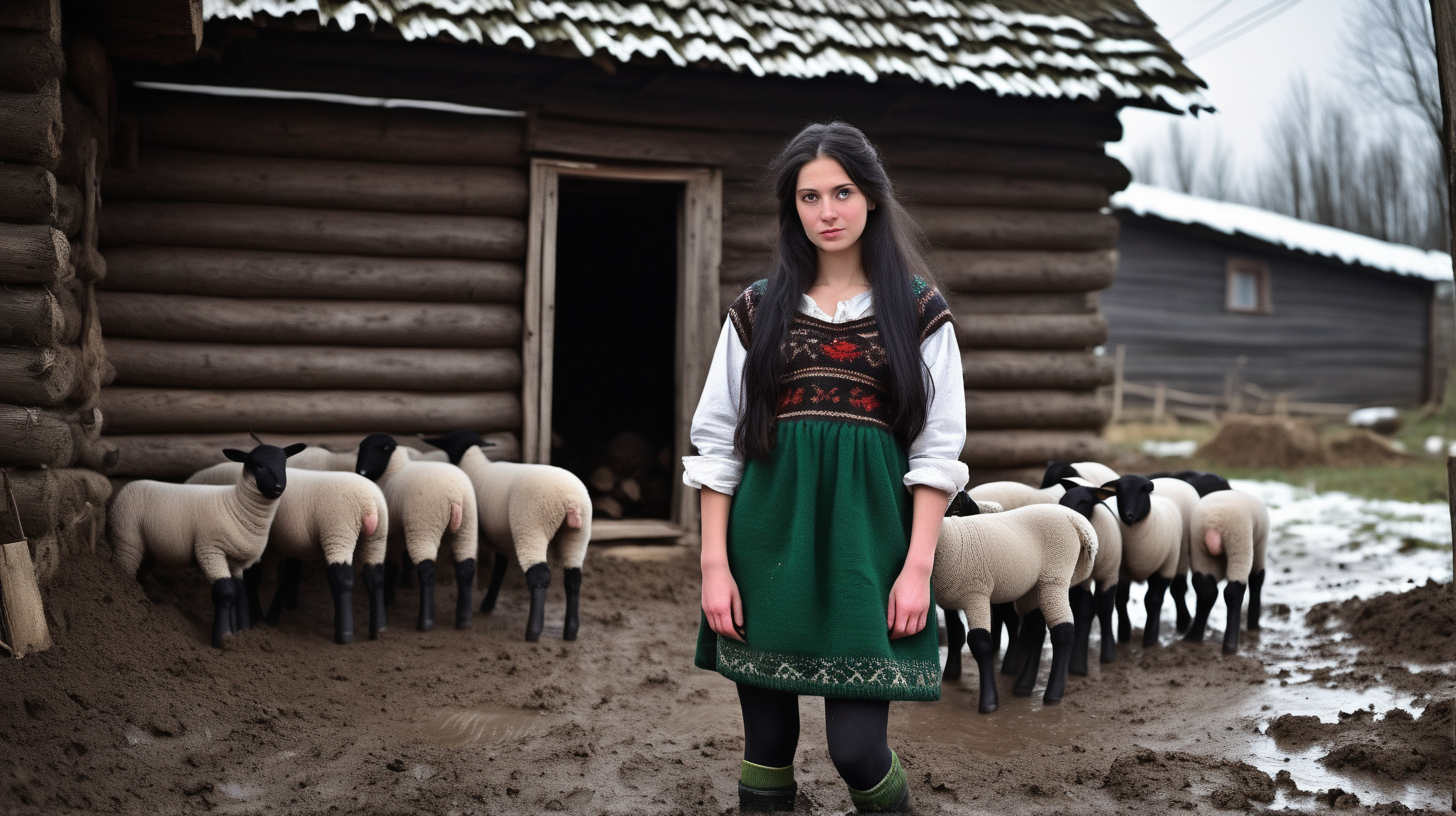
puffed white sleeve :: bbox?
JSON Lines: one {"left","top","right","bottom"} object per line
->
{"left": 903, "top": 321, "right": 968, "bottom": 495}
{"left": 682, "top": 318, "right": 746, "bottom": 495}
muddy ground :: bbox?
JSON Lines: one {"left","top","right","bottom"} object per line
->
{"left": 1, "top": 544, "right": 1450, "bottom": 815}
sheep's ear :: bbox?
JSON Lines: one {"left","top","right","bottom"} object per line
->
{"left": 1057, "top": 478, "right": 1082, "bottom": 491}
{"left": 478, "top": 440, "right": 499, "bottom": 448}
{"left": 282, "top": 443, "right": 307, "bottom": 458}
{"left": 222, "top": 448, "right": 249, "bottom": 463}
{"left": 1089, "top": 486, "right": 1117, "bottom": 501}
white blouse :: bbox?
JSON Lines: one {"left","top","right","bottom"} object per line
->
{"left": 682, "top": 288, "right": 969, "bottom": 497}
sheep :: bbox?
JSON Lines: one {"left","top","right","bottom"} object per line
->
{"left": 111, "top": 442, "right": 306, "bottom": 647}
{"left": 932, "top": 494, "right": 1097, "bottom": 713}
{"left": 423, "top": 430, "right": 592, "bottom": 642}
{"left": 186, "top": 462, "right": 389, "bottom": 644}
{"left": 963, "top": 480, "right": 1061, "bottom": 663}
{"left": 1098, "top": 475, "right": 1184, "bottom": 648}
{"left": 1150, "top": 476, "right": 1202, "bottom": 633}
{"left": 1040, "top": 460, "right": 1120, "bottom": 490}
{"left": 1184, "top": 488, "right": 1269, "bottom": 654}
{"left": 288, "top": 444, "right": 447, "bottom": 472}
{"left": 354, "top": 433, "right": 479, "bottom": 633}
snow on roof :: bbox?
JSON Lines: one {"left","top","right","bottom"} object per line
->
{"left": 1112, "top": 183, "right": 1453, "bottom": 282}
{"left": 201, "top": 0, "right": 1209, "bottom": 112}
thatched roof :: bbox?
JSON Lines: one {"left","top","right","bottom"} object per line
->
{"left": 203, "top": 0, "right": 1208, "bottom": 111}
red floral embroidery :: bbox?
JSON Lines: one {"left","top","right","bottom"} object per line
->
{"left": 811, "top": 386, "right": 840, "bottom": 403}
{"left": 821, "top": 339, "right": 861, "bottom": 361}
{"left": 849, "top": 393, "right": 882, "bottom": 412}
{"left": 777, "top": 388, "right": 805, "bottom": 410}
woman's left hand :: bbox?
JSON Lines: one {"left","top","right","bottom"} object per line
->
{"left": 886, "top": 564, "right": 931, "bottom": 639}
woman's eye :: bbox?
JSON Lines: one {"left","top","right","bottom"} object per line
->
{"left": 837, "top": 189, "right": 851, "bottom": 199}
{"left": 803, "top": 194, "right": 817, "bottom": 203}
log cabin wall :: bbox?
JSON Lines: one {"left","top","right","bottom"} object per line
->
{"left": 97, "top": 91, "right": 527, "bottom": 479}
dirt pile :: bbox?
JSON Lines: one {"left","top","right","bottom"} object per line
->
{"left": 1306, "top": 579, "right": 1454, "bottom": 664}
{"left": 1266, "top": 700, "right": 1452, "bottom": 783}
{"left": 1327, "top": 430, "right": 1415, "bottom": 466}
{"left": 1196, "top": 416, "right": 1328, "bottom": 469}
{"left": 1103, "top": 748, "right": 1275, "bottom": 810}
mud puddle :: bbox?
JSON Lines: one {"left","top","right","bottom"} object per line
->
{"left": 421, "top": 705, "right": 557, "bottom": 749}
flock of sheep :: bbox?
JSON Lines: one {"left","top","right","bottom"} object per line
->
{"left": 109, "top": 431, "right": 593, "bottom": 648}
{"left": 935, "top": 461, "right": 1268, "bottom": 714}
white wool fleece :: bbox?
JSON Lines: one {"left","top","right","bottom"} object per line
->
{"left": 111, "top": 473, "right": 279, "bottom": 583}
{"left": 376, "top": 448, "right": 478, "bottom": 567}
{"left": 1152, "top": 477, "right": 1200, "bottom": 578}
{"left": 1118, "top": 495, "right": 1183, "bottom": 583}
{"left": 1189, "top": 489, "right": 1269, "bottom": 583}
{"left": 455, "top": 446, "right": 592, "bottom": 572}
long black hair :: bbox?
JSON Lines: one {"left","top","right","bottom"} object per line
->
{"left": 735, "top": 122, "right": 939, "bottom": 459}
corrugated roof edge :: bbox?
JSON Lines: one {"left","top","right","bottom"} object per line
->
{"left": 1112, "top": 183, "right": 1453, "bottom": 283}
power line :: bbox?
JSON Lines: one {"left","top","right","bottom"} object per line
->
{"left": 1185, "top": 0, "right": 1306, "bottom": 59}
{"left": 1169, "top": 0, "right": 1238, "bottom": 41}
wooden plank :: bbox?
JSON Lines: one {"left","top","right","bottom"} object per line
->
{"left": 964, "top": 389, "right": 1111, "bottom": 429}
{"left": 97, "top": 291, "right": 523, "bottom": 347}
{"left": 948, "top": 292, "right": 1099, "bottom": 315}
{"left": 100, "top": 387, "right": 523, "bottom": 434}
{"left": 676, "top": 168, "right": 723, "bottom": 531}
{"left": 106, "top": 339, "right": 523, "bottom": 391}
{"left": 589, "top": 519, "right": 683, "bottom": 542}
{"left": 960, "top": 430, "right": 1108, "bottom": 468}
{"left": 103, "top": 430, "right": 520, "bottom": 480}
{"left": 101, "top": 201, "right": 527, "bottom": 260}
{"left": 962, "top": 350, "right": 1115, "bottom": 390}
{"left": 0, "top": 83, "right": 62, "bottom": 167}
{"left": 101, "top": 246, "right": 523, "bottom": 303}
{"left": 934, "top": 249, "right": 1118, "bottom": 293}
{"left": 104, "top": 147, "right": 530, "bottom": 216}
{"left": 137, "top": 92, "right": 527, "bottom": 165}
{"left": 89, "top": 0, "right": 203, "bottom": 64}
{"left": 522, "top": 160, "right": 556, "bottom": 464}
{"left": 894, "top": 169, "right": 1110, "bottom": 211}
{"left": 954, "top": 313, "right": 1107, "bottom": 349}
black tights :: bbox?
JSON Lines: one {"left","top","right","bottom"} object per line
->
{"left": 736, "top": 683, "right": 892, "bottom": 791}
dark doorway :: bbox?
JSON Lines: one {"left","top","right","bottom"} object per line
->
{"left": 552, "top": 179, "right": 680, "bottom": 521}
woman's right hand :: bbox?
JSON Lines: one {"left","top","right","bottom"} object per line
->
{"left": 701, "top": 560, "right": 745, "bottom": 641}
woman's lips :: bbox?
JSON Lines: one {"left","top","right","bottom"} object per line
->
{"left": 820, "top": 228, "right": 844, "bottom": 238}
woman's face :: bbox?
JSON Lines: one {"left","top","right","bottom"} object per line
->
{"left": 795, "top": 156, "right": 873, "bottom": 255}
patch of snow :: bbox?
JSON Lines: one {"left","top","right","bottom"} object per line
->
{"left": 1140, "top": 439, "right": 1197, "bottom": 458}
{"left": 1424, "top": 435, "right": 1444, "bottom": 456}
{"left": 1347, "top": 406, "right": 1399, "bottom": 427}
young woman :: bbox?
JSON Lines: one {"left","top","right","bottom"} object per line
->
{"left": 683, "top": 122, "right": 969, "bottom": 813}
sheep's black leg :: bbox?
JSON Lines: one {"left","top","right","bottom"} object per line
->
{"left": 416, "top": 559, "right": 436, "bottom": 632}
{"left": 1247, "top": 568, "right": 1265, "bottom": 631}
{"left": 1183, "top": 572, "right": 1218, "bottom": 643}
{"left": 1221, "top": 581, "right": 1247, "bottom": 655}
{"left": 232, "top": 577, "right": 250, "bottom": 630}
{"left": 563, "top": 567, "right": 582, "bottom": 641}
{"left": 1142, "top": 574, "right": 1171, "bottom": 648}
{"left": 524, "top": 562, "right": 550, "bottom": 642}
{"left": 999, "top": 604, "right": 1027, "bottom": 677}
{"left": 480, "top": 553, "right": 509, "bottom": 614}
{"left": 281, "top": 557, "right": 302, "bottom": 611}
{"left": 1096, "top": 585, "right": 1118, "bottom": 664}
{"left": 941, "top": 606, "right": 965, "bottom": 681}
{"left": 398, "top": 553, "right": 415, "bottom": 589}
{"left": 1068, "top": 585, "right": 1095, "bottom": 677}
{"left": 454, "top": 558, "right": 476, "bottom": 629}
{"left": 242, "top": 565, "right": 264, "bottom": 627}
{"left": 326, "top": 563, "right": 355, "bottom": 645}
{"left": 383, "top": 559, "right": 399, "bottom": 607}
{"left": 967, "top": 628, "right": 998, "bottom": 714}
{"left": 1043, "top": 622, "right": 1075, "bottom": 704}
{"left": 211, "top": 578, "right": 236, "bottom": 648}
{"left": 1171, "top": 573, "right": 1191, "bottom": 633}
{"left": 1115, "top": 580, "right": 1132, "bottom": 644}
{"left": 364, "top": 563, "right": 386, "bottom": 639}
{"left": 1012, "top": 609, "right": 1047, "bottom": 697}
{"left": 991, "top": 602, "right": 1020, "bottom": 666}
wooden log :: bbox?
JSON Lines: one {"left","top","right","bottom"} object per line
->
{"left": 720, "top": 251, "right": 770, "bottom": 286}
{"left": 103, "top": 430, "right": 521, "bottom": 480}
{"left": 97, "top": 291, "right": 523, "bottom": 348}
{"left": 89, "top": 0, "right": 203, "bottom": 64}
{"left": 0, "top": 223, "right": 69, "bottom": 285}
{"left": 880, "top": 136, "right": 1131, "bottom": 190}
{"left": 933, "top": 249, "right": 1117, "bottom": 293}
{"left": 0, "top": 344, "right": 78, "bottom": 407}
{"left": 100, "top": 387, "right": 523, "bottom": 434}
{"left": 0, "top": 31, "right": 63, "bottom": 94}
{"left": 965, "top": 390, "right": 1111, "bottom": 429}
{"left": 0, "top": 285, "right": 81, "bottom": 346}
{"left": 107, "top": 339, "right": 523, "bottom": 391}
{"left": 100, "top": 246, "right": 524, "bottom": 303}
{"left": 67, "top": 137, "right": 106, "bottom": 282}
{"left": 54, "top": 183, "right": 81, "bottom": 235}
{"left": 894, "top": 169, "right": 1110, "bottom": 211}
{"left": 915, "top": 207, "right": 1119, "bottom": 251}
{"left": 0, "top": 164, "right": 56, "bottom": 223}
{"left": 955, "top": 314, "right": 1108, "bottom": 349}
{"left": 101, "top": 201, "right": 526, "bottom": 260}
{"left": 962, "top": 350, "right": 1115, "bottom": 390}
{"left": 0, "top": 82, "right": 62, "bottom": 166}
{"left": 70, "top": 287, "right": 110, "bottom": 405}
{"left": 0, "top": 0, "right": 60, "bottom": 34}
{"left": 56, "top": 88, "right": 106, "bottom": 186}
{"left": 137, "top": 93, "right": 526, "bottom": 165}
{"left": 1, "top": 466, "right": 110, "bottom": 561}
{"left": 104, "top": 148, "right": 530, "bottom": 216}
{"left": 959, "top": 430, "right": 1109, "bottom": 469}
{"left": 948, "top": 292, "right": 1098, "bottom": 315}
{"left": 0, "top": 403, "right": 73, "bottom": 468}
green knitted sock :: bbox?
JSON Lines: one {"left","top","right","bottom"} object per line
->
{"left": 848, "top": 751, "right": 907, "bottom": 812}
{"left": 740, "top": 760, "right": 795, "bottom": 790}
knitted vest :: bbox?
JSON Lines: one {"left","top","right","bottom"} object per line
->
{"left": 727, "top": 278, "right": 952, "bottom": 432}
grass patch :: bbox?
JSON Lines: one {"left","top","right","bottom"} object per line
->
{"left": 1209, "top": 463, "right": 1449, "bottom": 503}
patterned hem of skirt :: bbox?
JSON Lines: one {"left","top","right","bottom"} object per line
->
{"left": 709, "top": 636, "right": 942, "bottom": 702}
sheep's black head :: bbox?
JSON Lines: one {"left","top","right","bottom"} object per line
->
{"left": 1185, "top": 471, "right": 1232, "bottom": 497}
{"left": 223, "top": 443, "right": 306, "bottom": 499}
{"left": 423, "top": 429, "right": 497, "bottom": 466}
{"left": 945, "top": 491, "right": 979, "bottom": 517}
{"left": 1102, "top": 475, "right": 1155, "bottom": 526}
{"left": 1039, "top": 460, "right": 1079, "bottom": 490}
{"left": 355, "top": 433, "right": 398, "bottom": 482}
{"left": 1057, "top": 479, "right": 1116, "bottom": 521}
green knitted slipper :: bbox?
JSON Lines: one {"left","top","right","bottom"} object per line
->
{"left": 739, "top": 760, "right": 796, "bottom": 812}
{"left": 848, "top": 751, "right": 912, "bottom": 813}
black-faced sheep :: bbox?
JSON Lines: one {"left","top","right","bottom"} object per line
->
{"left": 1099, "top": 475, "right": 1184, "bottom": 648}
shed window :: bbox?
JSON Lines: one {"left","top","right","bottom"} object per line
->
{"left": 1226, "top": 258, "right": 1272, "bottom": 313}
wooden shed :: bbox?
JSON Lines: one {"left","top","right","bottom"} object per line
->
{"left": 1106, "top": 183, "right": 1453, "bottom": 411}
{"left": 15, "top": 1, "right": 1209, "bottom": 542}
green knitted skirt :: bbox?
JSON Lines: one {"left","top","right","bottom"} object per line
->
{"left": 694, "top": 419, "right": 942, "bottom": 701}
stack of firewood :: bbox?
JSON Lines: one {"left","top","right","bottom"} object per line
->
{"left": 558, "top": 431, "right": 672, "bottom": 521}
{"left": 0, "top": 3, "right": 118, "bottom": 584}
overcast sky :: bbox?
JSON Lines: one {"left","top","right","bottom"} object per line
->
{"left": 1109, "top": 0, "right": 1368, "bottom": 180}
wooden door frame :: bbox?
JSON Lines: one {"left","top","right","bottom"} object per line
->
{"left": 523, "top": 158, "right": 722, "bottom": 536}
